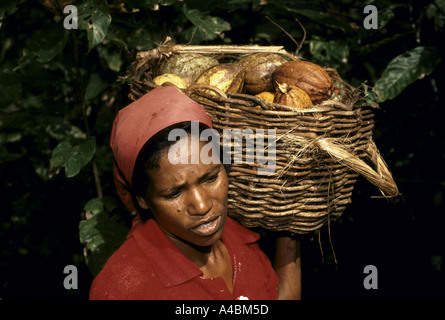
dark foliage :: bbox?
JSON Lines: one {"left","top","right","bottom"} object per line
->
{"left": 1, "top": 0, "right": 444, "bottom": 299}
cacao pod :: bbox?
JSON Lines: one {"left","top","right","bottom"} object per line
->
{"left": 153, "top": 73, "right": 188, "bottom": 90}
{"left": 195, "top": 64, "right": 245, "bottom": 94}
{"left": 329, "top": 75, "right": 348, "bottom": 102}
{"left": 254, "top": 91, "right": 275, "bottom": 109}
{"left": 161, "top": 53, "right": 219, "bottom": 87}
{"left": 273, "top": 83, "right": 312, "bottom": 109}
{"left": 255, "top": 91, "right": 275, "bottom": 103}
{"left": 272, "top": 60, "right": 333, "bottom": 104}
{"left": 236, "top": 53, "right": 288, "bottom": 94}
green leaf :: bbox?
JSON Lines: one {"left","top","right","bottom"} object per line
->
{"left": 105, "top": 29, "right": 128, "bottom": 50}
{"left": 426, "top": 1, "right": 445, "bottom": 28}
{"left": 84, "top": 73, "right": 108, "bottom": 103}
{"left": 282, "top": 2, "right": 352, "bottom": 32}
{"left": 0, "top": 132, "right": 22, "bottom": 143}
{"left": 65, "top": 155, "right": 82, "bottom": 178}
{"left": 365, "top": 90, "right": 378, "bottom": 106}
{"left": 71, "top": 138, "right": 96, "bottom": 176}
{"left": 183, "top": 4, "right": 231, "bottom": 42}
{"left": 78, "top": 0, "right": 112, "bottom": 52}
{"left": 84, "top": 198, "right": 104, "bottom": 215}
{"left": 97, "top": 46, "right": 123, "bottom": 72}
{"left": 79, "top": 197, "right": 129, "bottom": 276}
{"left": 35, "top": 28, "right": 70, "bottom": 63}
{"left": 0, "top": 0, "right": 25, "bottom": 21}
{"left": 375, "top": 46, "right": 442, "bottom": 102}
{"left": 11, "top": 23, "right": 69, "bottom": 70}
{"left": 50, "top": 137, "right": 96, "bottom": 178}
{"left": 45, "top": 119, "right": 86, "bottom": 142}
{"left": 308, "top": 37, "right": 349, "bottom": 68}
{"left": 12, "top": 48, "right": 37, "bottom": 71}
{"left": 79, "top": 212, "right": 101, "bottom": 244}
{"left": 50, "top": 141, "right": 72, "bottom": 168}
{"left": 378, "top": 4, "right": 403, "bottom": 29}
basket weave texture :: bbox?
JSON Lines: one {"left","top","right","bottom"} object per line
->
{"left": 125, "top": 43, "right": 399, "bottom": 234}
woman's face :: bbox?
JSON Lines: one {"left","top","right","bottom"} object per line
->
{"left": 137, "top": 136, "right": 229, "bottom": 248}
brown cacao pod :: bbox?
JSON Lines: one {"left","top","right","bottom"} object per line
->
{"left": 161, "top": 53, "right": 219, "bottom": 87}
{"left": 272, "top": 60, "right": 333, "bottom": 104}
{"left": 273, "top": 83, "right": 312, "bottom": 109}
{"left": 235, "top": 53, "right": 288, "bottom": 95}
{"left": 195, "top": 63, "right": 245, "bottom": 94}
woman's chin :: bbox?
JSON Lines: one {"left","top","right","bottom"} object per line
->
{"left": 189, "top": 215, "right": 227, "bottom": 248}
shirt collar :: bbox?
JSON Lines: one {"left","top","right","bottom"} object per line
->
{"left": 129, "top": 216, "right": 259, "bottom": 288}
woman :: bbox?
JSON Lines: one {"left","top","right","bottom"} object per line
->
{"left": 89, "top": 86, "right": 300, "bottom": 300}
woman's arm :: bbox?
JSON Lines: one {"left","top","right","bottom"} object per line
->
{"left": 274, "top": 236, "right": 302, "bottom": 300}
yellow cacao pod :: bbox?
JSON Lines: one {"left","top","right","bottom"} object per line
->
{"left": 236, "top": 53, "right": 288, "bottom": 95}
{"left": 255, "top": 91, "right": 275, "bottom": 103}
{"left": 161, "top": 53, "right": 219, "bottom": 87}
{"left": 272, "top": 60, "right": 333, "bottom": 104}
{"left": 195, "top": 64, "right": 245, "bottom": 94}
{"left": 153, "top": 73, "right": 188, "bottom": 90}
{"left": 254, "top": 91, "right": 275, "bottom": 109}
{"left": 273, "top": 83, "right": 312, "bottom": 109}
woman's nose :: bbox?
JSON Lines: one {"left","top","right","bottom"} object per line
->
{"left": 187, "top": 186, "right": 212, "bottom": 215}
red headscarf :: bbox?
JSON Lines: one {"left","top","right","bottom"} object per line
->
{"left": 110, "top": 86, "right": 213, "bottom": 212}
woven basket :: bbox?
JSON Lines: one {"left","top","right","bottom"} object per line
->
{"left": 124, "top": 43, "right": 399, "bottom": 234}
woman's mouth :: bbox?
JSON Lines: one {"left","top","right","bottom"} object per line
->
{"left": 190, "top": 216, "right": 222, "bottom": 237}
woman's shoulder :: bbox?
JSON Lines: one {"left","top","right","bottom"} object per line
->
{"left": 223, "top": 216, "right": 260, "bottom": 244}
{"left": 89, "top": 237, "right": 160, "bottom": 300}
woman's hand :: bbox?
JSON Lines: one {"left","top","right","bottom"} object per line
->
{"left": 274, "top": 236, "right": 302, "bottom": 300}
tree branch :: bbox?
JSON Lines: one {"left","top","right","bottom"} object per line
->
{"left": 72, "top": 31, "right": 103, "bottom": 200}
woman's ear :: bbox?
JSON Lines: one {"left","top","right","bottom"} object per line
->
{"left": 136, "top": 195, "right": 150, "bottom": 210}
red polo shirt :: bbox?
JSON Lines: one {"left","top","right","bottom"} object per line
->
{"left": 89, "top": 217, "right": 278, "bottom": 300}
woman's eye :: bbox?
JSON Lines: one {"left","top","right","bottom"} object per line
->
{"left": 165, "top": 190, "right": 181, "bottom": 199}
{"left": 206, "top": 174, "right": 218, "bottom": 183}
